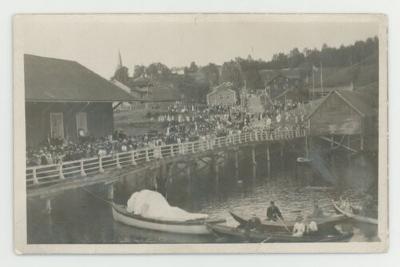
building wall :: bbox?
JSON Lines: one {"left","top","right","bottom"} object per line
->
{"left": 25, "top": 102, "right": 114, "bottom": 147}
{"left": 309, "top": 93, "right": 363, "bottom": 136}
{"left": 207, "top": 90, "right": 236, "bottom": 106}
{"left": 247, "top": 94, "right": 264, "bottom": 114}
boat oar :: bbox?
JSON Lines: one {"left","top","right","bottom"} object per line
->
{"left": 277, "top": 216, "right": 291, "bottom": 233}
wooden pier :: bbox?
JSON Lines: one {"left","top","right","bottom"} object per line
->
{"left": 26, "top": 128, "right": 307, "bottom": 201}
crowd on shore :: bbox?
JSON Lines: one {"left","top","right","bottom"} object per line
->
{"left": 26, "top": 101, "right": 308, "bottom": 167}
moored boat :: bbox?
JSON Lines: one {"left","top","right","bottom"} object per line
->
{"left": 207, "top": 224, "right": 353, "bottom": 243}
{"left": 296, "top": 157, "right": 312, "bottom": 163}
{"left": 332, "top": 201, "right": 378, "bottom": 225}
{"left": 230, "top": 211, "right": 347, "bottom": 233}
{"left": 112, "top": 204, "right": 225, "bottom": 235}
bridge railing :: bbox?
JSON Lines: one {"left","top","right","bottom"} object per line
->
{"left": 26, "top": 128, "right": 307, "bottom": 188}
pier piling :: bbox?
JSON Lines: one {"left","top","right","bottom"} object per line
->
{"left": 107, "top": 184, "right": 114, "bottom": 200}
{"left": 45, "top": 199, "right": 52, "bottom": 214}
{"left": 235, "top": 150, "right": 239, "bottom": 180}
{"left": 251, "top": 146, "right": 257, "bottom": 179}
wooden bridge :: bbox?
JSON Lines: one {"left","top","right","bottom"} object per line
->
{"left": 26, "top": 128, "right": 308, "bottom": 200}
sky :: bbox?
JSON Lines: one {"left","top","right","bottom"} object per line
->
{"left": 18, "top": 14, "right": 380, "bottom": 79}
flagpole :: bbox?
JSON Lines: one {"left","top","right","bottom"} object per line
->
{"left": 320, "top": 61, "right": 323, "bottom": 96}
{"left": 312, "top": 67, "right": 315, "bottom": 99}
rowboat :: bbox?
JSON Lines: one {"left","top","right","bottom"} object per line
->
{"left": 207, "top": 224, "right": 353, "bottom": 243}
{"left": 332, "top": 201, "right": 378, "bottom": 225}
{"left": 230, "top": 212, "right": 347, "bottom": 233}
{"left": 297, "top": 157, "right": 312, "bottom": 163}
{"left": 112, "top": 204, "right": 225, "bottom": 235}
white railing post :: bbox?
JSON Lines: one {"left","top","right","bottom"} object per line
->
{"left": 80, "top": 160, "right": 87, "bottom": 177}
{"left": 192, "top": 142, "right": 195, "bottom": 153}
{"left": 99, "top": 156, "right": 104, "bottom": 173}
{"left": 179, "top": 144, "right": 183, "bottom": 155}
{"left": 116, "top": 153, "right": 122, "bottom": 169}
{"left": 59, "top": 163, "right": 65, "bottom": 180}
{"left": 32, "top": 168, "right": 39, "bottom": 185}
{"left": 131, "top": 151, "right": 137, "bottom": 165}
{"left": 145, "top": 149, "right": 150, "bottom": 161}
{"left": 170, "top": 145, "right": 175, "bottom": 156}
{"left": 159, "top": 147, "right": 163, "bottom": 158}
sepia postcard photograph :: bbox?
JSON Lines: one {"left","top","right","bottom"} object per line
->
{"left": 13, "top": 13, "right": 388, "bottom": 254}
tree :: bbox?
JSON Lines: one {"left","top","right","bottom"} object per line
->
{"left": 133, "top": 65, "right": 146, "bottom": 79}
{"left": 271, "top": 53, "right": 289, "bottom": 69}
{"left": 201, "top": 63, "right": 220, "bottom": 87}
{"left": 112, "top": 66, "right": 130, "bottom": 85}
{"left": 145, "top": 62, "right": 171, "bottom": 79}
{"left": 178, "top": 73, "right": 209, "bottom": 103}
{"left": 288, "top": 48, "right": 305, "bottom": 68}
{"left": 220, "top": 61, "right": 244, "bottom": 94}
{"left": 188, "top": 61, "right": 199, "bottom": 73}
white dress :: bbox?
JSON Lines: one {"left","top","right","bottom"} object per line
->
{"left": 292, "top": 222, "right": 306, "bottom": 237}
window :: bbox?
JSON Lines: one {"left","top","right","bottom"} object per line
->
{"left": 76, "top": 112, "right": 88, "bottom": 136}
{"left": 50, "top": 112, "right": 64, "bottom": 139}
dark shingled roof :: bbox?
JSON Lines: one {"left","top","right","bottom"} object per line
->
{"left": 25, "top": 54, "right": 135, "bottom": 102}
{"left": 306, "top": 90, "right": 376, "bottom": 119}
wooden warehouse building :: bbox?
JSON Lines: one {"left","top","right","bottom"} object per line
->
{"left": 24, "top": 54, "right": 134, "bottom": 148}
{"left": 305, "top": 90, "right": 378, "bottom": 151}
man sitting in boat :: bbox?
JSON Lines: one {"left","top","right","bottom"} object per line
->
{"left": 304, "top": 215, "right": 319, "bottom": 235}
{"left": 246, "top": 214, "right": 262, "bottom": 231}
{"left": 292, "top": 215, "right": 306, "bottom": 237}
{"left": 311, "top": 202, "right": 324, "bottom": 218}
{"left": 266, "top": 201, "right": 283, "bottom": 221}
{"left": 339, "top": 196, "right": 352, "bottom": 213}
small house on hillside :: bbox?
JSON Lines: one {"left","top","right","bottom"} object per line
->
{"left": 259, "top": 68, "right": 307, "bottom": 103}
{"left": 25, "top": 54, "right": 134, "bottom": 147}
{"left": 206, "top": 82, "right": 237, "bottom": 106}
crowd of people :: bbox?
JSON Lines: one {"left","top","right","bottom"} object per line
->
{"left": 26, "top": 131, "right": 166, "bottom": 167}
{"left": 26, "top": 100, "right": 308, "bottom": 167}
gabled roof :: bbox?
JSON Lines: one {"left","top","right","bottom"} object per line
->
{"left": 259, "top": 68, "right": 302, "bottom": 85}
{"left": 207, "top": 82, "right": 235, "bottom": 97}
{"left": 25, "top": 54, "right": 135, "bottom": 102}
{"left": 306, "top": 90, "right": 375, "bottom": 119}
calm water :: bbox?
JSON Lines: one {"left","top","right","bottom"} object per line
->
{"left": 27, "top": 154, "right": 378, "bottom": 244}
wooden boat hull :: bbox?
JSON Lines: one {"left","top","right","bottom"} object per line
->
{"left": 297, "top": 157, "right": 312, "bottom": 163}
{"left": 112, "top": 204, "right": 224, "bottom": 235}
{"left": 230, "top": 212, "right": 347, "bottom": 233}
{"left": 332, "top": 201, "right": 378, "bottom": 225}
{"left": 207, "top": 224, "right": 353, "bottom": 243}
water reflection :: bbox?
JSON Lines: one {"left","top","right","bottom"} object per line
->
{"left": 27, "top": 154, "right": 378, "bottom": 244}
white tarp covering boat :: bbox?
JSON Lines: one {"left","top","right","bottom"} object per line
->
{"left": 126, "top": 190, "right": 208, "bottom": 222}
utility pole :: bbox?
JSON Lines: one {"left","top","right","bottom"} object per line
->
{"left": 312, "top": 67, "right": 315, "bottom": 99}
{"left": 320, "top": 61, "right": 324, "bottom": 96}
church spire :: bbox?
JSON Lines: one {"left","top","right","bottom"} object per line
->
{"left": 118, "top": 50, "right": 123, "bottom": 68}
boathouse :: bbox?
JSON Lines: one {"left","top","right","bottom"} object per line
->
{"left": 305, "top": 90, "right": 377, "bottom": 150}
{"left": 24, "top": 54, "right": 134, "bottom": 147}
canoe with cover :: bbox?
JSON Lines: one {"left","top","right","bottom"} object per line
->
{"left": 112, "top": 204, "right": 225, "bottom": 235}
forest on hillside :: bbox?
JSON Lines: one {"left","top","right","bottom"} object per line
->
{"left": 113, "top": 37, "right": 379, "bottom": 103}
